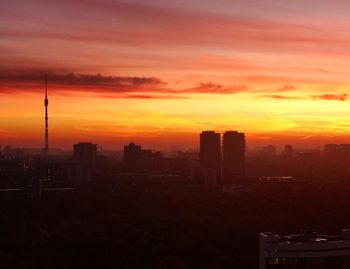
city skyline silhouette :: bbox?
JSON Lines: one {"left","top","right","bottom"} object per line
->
{"left": 1, "top": 1, "right": 350, "bottom": 269}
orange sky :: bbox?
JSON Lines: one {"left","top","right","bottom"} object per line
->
{"left": 1, "top": 0, "right": 350, "bottom": 150}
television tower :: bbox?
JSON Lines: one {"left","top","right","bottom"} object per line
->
{"left": 44, "top": 75, "right": 49, "bottom": 156}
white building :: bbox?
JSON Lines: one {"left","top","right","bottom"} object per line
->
{"left": 260, "top": 230, "right": 350, "bottom": 269}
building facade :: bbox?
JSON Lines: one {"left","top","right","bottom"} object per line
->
{"left": 200, "top": 131, "right": 221, "bottom": 184}
{"left": 260, "top": 230, "right": 350, "bottom": 269}
{"left": 73, "top": 142, "right": 97, "bottom": 181}
{"left": 73, "top": 142, "right": 97, "bottom": 164}
{"left": 222, "top": 131, "right": 245, "bottom": 184}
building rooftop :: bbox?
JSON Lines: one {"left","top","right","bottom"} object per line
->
{"left": 279, "top": 232, "right": 342, "bottom": 243}
{"left": 262, "top": 230, "right": 350, "bottom": 244}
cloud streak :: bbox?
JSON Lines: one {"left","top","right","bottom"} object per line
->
{"left": 1, "top": 0, "right": 348, "bottom": 54}
{"left": 261, "top": 93, "right": 349, "bottom": 101}
{"left": 1, "top": 70, "right": 348, "bottom": 103}
{"left": 179, "top": 82, "right": 248, "bottom": 94}
{"left": 311, "top": 94, "right": 348, "bottom": 101}
{"left": 0, "top": 69, "right": 250, "bottom": 97}
{"left": 260, "top": 94, "right": 302, "bottom": 100}
{"left": 0, "top": 69, "right": 165, "bottom": 88}
{"left": 0, "top": 69, "right": 167, "bottom": 95}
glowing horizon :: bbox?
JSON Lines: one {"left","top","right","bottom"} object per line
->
{"left": 1, "top": 0, "right": 350, "bottom": 150}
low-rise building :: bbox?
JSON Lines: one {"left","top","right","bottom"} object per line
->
{"left": 260, "top": 230, "right": 350, "bottom": 269}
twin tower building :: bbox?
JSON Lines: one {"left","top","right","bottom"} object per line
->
{"left": 199, "top": 131, "right": 245, "bottom": 185}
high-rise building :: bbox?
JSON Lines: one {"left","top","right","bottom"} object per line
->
{"left": 200, "top": 131, "right": 221, "bottom": 184}
{"left": 124, "top": 142, "right": 143, "bottom": 171}
{"left": 339, "top": 144, "right": 350, "bottom": 164}
{"left": 283, "top": 145, "right": 293, "bottom": 159}
{"left": 73, "top": 142, "right": 97, "bottom": 182}
{"left": 222, "top": 131, "right": 245, "bottom": 184}
{"left": 123, "top": 142, "right": 162, "bottom": 172}
{"left": 73, "top": 142, "right": 97, "bottom": 163}
{"left": 323, "top": 144, "right": 339, "bottom": 163}
{"left": 323, "top": 143, "right": 350, "bottom": 167}
{"left": 261, "top": 145, "right": 277, "bottom": 157}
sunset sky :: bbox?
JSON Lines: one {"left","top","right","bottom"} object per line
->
{"left": 1, "top": 0, "right": 350, "bottom": 150}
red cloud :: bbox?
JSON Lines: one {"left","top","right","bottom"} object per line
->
{"left": 311, "top": 94, "right": 348, "bottom": 101}
{"left": 262, "top": 93, "right": 349, "bottom": 101}
{"left": 276, "top": 85, "right": 297, "bottom": 92}
{"left": 0, "top": 70, "right": 248, "bottom": 97}
{"left": 181, "top": 82, "right": 248, "bottom": 94}
{"left": 260, "top": 94, "right": 302, "bottom": 100}
{"left": 121, "top": 94, "right": 188, "bottom": 99}
{"left": 0, "top": 69, "right": 167, "bottom": 95}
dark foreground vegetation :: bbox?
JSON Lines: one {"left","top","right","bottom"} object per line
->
{"left": 1, "top": 179, "right": 350, "bottom": 269}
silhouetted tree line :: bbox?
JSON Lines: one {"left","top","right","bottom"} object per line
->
{"left": 1, "top": 178, "right": 350, "bottom": 268}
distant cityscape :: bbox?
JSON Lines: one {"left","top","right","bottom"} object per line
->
{"left": 2, "top": 134, "right": 350, "bottom": 268}
{"left": 2, "top": 133, "right": 350, "bottom": 188}
{"left": 1, "top": 80, "right": 350, "bottom": 269}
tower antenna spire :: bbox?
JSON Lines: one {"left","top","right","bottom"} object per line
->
{"left": 44, "top": 74, "right": 49, "bottom": 156}
{"left": 45, "top": 74, "right": 48, "bottom": 98}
